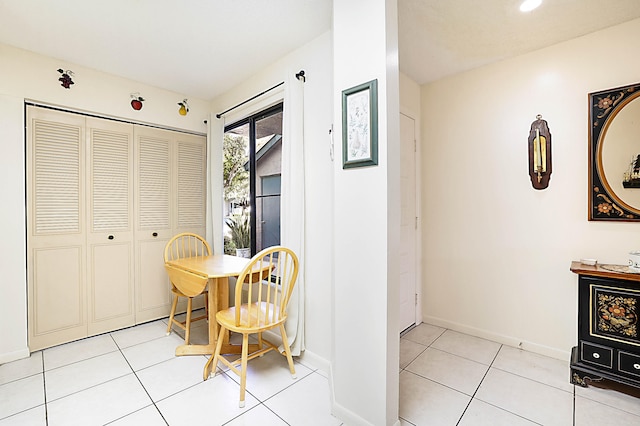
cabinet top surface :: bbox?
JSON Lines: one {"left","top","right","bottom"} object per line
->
{"left": 570, "top": 261, "right": 640, "bottom": 283}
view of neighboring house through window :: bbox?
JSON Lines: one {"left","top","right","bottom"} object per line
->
{"left": 223, "top": 103, "right": 283, "bottom": 256}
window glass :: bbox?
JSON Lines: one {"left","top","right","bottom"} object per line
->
{"left": 223, "top": 104, "right": 282, "bottom": 256}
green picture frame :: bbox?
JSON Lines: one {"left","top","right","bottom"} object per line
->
{"left": 342, "top": 79, "right": 378, "bottom": 169}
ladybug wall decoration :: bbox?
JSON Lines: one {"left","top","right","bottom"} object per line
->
{"left": 130, "top": 93, "right": 145, "bottom": 110}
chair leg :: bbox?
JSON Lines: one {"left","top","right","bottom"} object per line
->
{"left": 166, "top": 295, "right": 179, "bottom": 336}
{"left": 203, "top": 325, "right": 226, "bottom": 380}
{"left": 279, "top": 324, "right": 297, "bottom": 379}
{"left": 239, "top": 333, "right": 249, "bottom": 408}
{"left": 185, "top": 298, "right": 193, "bottom": 345}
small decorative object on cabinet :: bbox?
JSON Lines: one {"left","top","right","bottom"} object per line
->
{"left": 570, "top": 261, "right": 640, "bottom": 390}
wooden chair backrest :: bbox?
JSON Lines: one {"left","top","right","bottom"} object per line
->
{"left": 232, "top": 246, "right": 299, "bottom": 328}
{"left": 164, "top": 264, "right": 209, "bottom": 298}
{"left": 164, "top": 233, "right": 211, "bottom": 262}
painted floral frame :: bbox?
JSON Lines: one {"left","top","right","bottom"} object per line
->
{"left": 589, "top": 82, "right": 640, "bottom": 221}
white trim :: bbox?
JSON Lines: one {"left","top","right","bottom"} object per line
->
{"left": 0, "top": 347, "right": 30, "bottom": 364}
{"left": 399, "top": 109, "right": 422, "bottom": 329}
{"left": 25, "top": 99, "right": 206, "bottom": 136}
{"left": 422, "top": 315, "right": 572, "bottom": 361}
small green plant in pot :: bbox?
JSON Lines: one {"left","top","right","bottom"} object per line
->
{"left": 226, "top": 213, "right": 251, "bottom": 258}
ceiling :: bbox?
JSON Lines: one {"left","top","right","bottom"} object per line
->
{"left": 399, "top": 0, "right": 640, "bottom": 85}
{"left": 1, "top": 0, "right": 639, "bottom": 100}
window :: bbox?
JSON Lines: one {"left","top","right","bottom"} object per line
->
{"left": 223, "top": 103, "right": 283, "bottom": 256}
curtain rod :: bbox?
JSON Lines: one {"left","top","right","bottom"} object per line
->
{"left": 215, "top": 70, "right": 305, "bottom": 119}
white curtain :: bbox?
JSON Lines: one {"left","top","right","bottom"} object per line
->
{"left": 207, "top": 114, "right": 225, "bottom": 255}
{"left": 280, "top": 70, "right": 306, "bottom": 355}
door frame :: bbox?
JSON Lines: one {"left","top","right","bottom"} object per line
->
{"left": 400, "top": 109, "right": 422, "bottom": 330}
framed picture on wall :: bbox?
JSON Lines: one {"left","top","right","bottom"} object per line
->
{"left": 341, "top": 79, "right": 378, "bottom": 169}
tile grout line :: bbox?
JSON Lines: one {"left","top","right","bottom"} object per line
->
{"left": 42, "top": 351, "right": 49, "bottom": 426}
{"left": 453, "top": 343, "right": 504, "bottom": 426}
{"left": 573, "top": 382, "right": 576, "bottom": 426}
{"left": 107, "top": 332, "right": 170, "bottom": 426}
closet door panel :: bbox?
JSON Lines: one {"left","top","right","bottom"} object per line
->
{"left": 135, "top": 127, "right": 173, "bottom": 322}
{"left": 90, "top": 243, "right": 132, "bottom": 322}
{"left": 175, "top": 134, "right": 207, "bottom": 234}
{"left": 32, "top": 246, "right": 84, "bottom": 348}
{"left": 27, "top": 107, "right": 86, "bottom": 351}
{"left": 173, "top": 134, "right": 207, "bottom": 312}
{"left": 86, "top": 118, "right": 135, "bottom": 334}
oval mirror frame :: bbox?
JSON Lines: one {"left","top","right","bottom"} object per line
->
{"left": 589, "top": 82, "right": 640, "bottom": 221}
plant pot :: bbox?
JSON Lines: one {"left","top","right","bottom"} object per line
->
{"left": 235, "top": 248, "right": 251, "bottom": 258}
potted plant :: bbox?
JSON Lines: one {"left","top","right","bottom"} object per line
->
{"left": 226, "top": 213, "right": 251, "bottom": 258}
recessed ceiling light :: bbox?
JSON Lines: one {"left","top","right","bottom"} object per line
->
{"left": 520, "top": 0, "right": 542, "bottom": 12}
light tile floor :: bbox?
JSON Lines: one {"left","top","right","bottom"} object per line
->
{"left": 2, "top": 319, "right": 640, "bottom": 425}
{"left": 400, "top": 323, "right": 640, "bottom": 426}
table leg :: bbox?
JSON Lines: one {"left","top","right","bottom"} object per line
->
{"left": 209, "top": 277, "right": 218, "bottom": 345}
{"left": 218, "top": 277, "right": 229, "bottom": 344}
{"left": 176, "top": 276, "right": 258, "bottom": 360}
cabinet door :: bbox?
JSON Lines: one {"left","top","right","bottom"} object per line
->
{"left": 134, "top": 127, "right": 174, "bottom": 322}
{"left": 26, "top": 107, "right": 87, "bottom": 351}
{"left": 86, "top": 118, "right": 135, "bottom": 335}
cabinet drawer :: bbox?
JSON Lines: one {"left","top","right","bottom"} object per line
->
{"left": 618, "top": 351, "right": 640, "bottom": 377}
{"left": 580, "top": 342, "right": 613, "bottom": 368}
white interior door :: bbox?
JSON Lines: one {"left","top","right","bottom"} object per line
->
{"left": 399, "top": 113, "right": 417, "bottom": 332}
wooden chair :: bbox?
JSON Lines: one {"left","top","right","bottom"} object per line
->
{"left": 164, "top": 233, "right": 212, "bottom": 344}
{"left": 203, "top": 246, "right": 299, "bottom": 407}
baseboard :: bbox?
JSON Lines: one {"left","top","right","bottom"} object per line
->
{"left": 422, "top": 315, "right": 572, "bottom": 361}
{"left": 327, "top": 363, "right": 401, "bottom": 426}
{"left": 297, "top": 348, "right": 331, "bottom": 374}
{"left": 0, "top": 347, "right": 30, "bottom": 364}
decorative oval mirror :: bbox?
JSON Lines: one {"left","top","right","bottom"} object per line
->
{"left": 589, "top": 82, "right": 640, "bottom": 221}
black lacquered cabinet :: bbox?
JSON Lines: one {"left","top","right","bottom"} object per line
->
{"left": 570, "top": 261, "right": 640, "bottom": 389}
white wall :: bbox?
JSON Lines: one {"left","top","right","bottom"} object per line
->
{"left": 0, "top": 94, "right": 28, "bottom": 363}
{"left": 0, "top": 42, "right": 210, "bottom": 362}
{"left": 332, "top": 1, "right": 400, "bottom": 425}
{"left": 420, "top": 18, "right": 640, "bottom": 360}
{"left": 209, "top": 32, "right": 335, "bottom": 366}
{"left": 400, "top": 72, "right": 420, "bottom": 118}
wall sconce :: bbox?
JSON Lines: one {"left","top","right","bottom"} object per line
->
{"left": 528, "top": 114, "right": 552, "bottom": 190}
{"left": 57, "top": 69, "right": 74, "bottom": 89}
{"left": 178, "top": 99, "right": 189, "bottom": 116}
{"left": 130, "top": 93, "right": 145, "bottom": 110}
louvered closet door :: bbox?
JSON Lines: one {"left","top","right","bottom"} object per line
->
{"left": 173, "top": 133, "right": 207, "bottom": 314}
{"left": 27, "top": 107, "right": 87, "bottom": 351}
{"left": 175, "top": 132, "right": 207, "bottom": 234}
{"left": 86, "top": 118, "right": 135, "bottom": 335}
{"left": 134, "top": 127, "right": 206, "bottom": 323}
{"left": 134, "top": 126, "right": 174, "bottom": 322}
